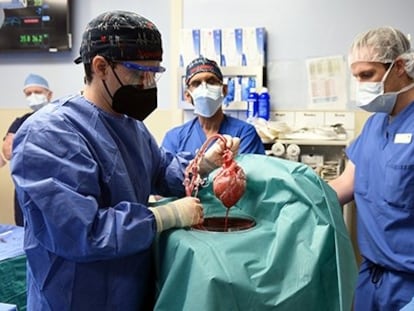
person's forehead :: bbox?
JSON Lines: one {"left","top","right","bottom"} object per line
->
{"left": 24, "top": 86, "right": 48, "bottom": 94}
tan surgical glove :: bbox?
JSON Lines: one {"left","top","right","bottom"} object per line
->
{"left": 148, "top": 197, "right": 204, "bottom": 232}
{"left": 199, "top": 135, "right": 241, "bottom": 176}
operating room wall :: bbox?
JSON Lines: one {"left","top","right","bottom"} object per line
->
{"left": 182, "top": 0, "right": 413, "bottom": 110}
{"left": 0, "top": 0, "right": 411, "bottom": 224}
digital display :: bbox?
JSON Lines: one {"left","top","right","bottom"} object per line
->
{"left": 0, "top": 0, "right": 71, "bottom": 52}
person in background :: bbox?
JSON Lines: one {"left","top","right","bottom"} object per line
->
{"left": 161, "top": 56, "right": 265, "bottom": 156}
{"left": 10, "top": 11, "right": 239, "bottom": 311}
{"left": 2, "top": 73, "right": 53, "bottom": 226}
{"left": 329, "top": 26, "right": 414, "bottom": 310}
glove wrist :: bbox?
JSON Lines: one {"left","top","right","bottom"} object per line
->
{"left": 199, "top": 157, "right": 218, "bottom": 177}
{"left": 149, "top": 203, "right": 180, "bottom": 232}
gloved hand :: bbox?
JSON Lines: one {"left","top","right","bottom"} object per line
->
{"left": 199, "top": 134, "right": 240, "bottom": 176}
{"left": 148, "top": 197, "right": 204, "bottom": 232}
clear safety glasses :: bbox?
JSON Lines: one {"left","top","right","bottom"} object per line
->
{"left": 119, "top": 62, "right": 166, "bottom": 87}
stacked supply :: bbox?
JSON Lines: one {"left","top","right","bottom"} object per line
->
{"left": 258, "top": 87, "right": 270, "bottom": 120}
{"left": 246, "top": 87, "right": 258, "bottom": 120}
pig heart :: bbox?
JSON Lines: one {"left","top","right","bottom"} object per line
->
{"left": 213, "top": 160, "right": 246, "bottom": 208}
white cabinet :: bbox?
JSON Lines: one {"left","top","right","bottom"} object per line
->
{"left": 267, "top": 139, "right": 350, "bottom": 182}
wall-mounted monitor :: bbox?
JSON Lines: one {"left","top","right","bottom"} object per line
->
{"left": 0, "top": 0, "right": 72, "bottom": 52}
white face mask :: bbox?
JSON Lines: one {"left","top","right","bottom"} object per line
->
{"left": 26, "top": 93, "right": 48, "bottom": 111}
{"left": 356, "top": 63, "right": 414, "bottom": 113}
{"left": 189, "top": 82, "right": 223, "bottom": 118}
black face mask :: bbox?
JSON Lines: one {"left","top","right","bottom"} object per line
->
{"left": 112, "top": 85, "right": 157, "bottom": 121}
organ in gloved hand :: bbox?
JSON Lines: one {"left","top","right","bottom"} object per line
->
{"left": 201, "top": 134, "right": 240, "bottom": 172}
{"left": 212, "top": 151, "right": 246, "bottom": 208}
{"left": 148, "top": 196, "right": 203, "bottom": 232}
{"left": 184, "top": 134, "right": 245, "bottom": 209}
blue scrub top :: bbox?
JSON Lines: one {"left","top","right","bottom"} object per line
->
{"left": 347, "top": 102, "right": 414, "bottom": 272}
{"left": 161, "top": 115, "right": 265, "bottom": 156}
{"left": 11, "top": 94, "right": 189, "bottom": 311}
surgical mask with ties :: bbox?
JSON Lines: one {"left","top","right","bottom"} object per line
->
{"left": 26, "top": 93, "right": 48, "bottom": 111}
{"left": 356, "top": 63, "right": 414, "bottom": 113}
{"left": 189, "top": 82, "right": 224, "bottom": 118}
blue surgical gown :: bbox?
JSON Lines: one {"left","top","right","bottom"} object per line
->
{"left": 10, "top": 94, "right": 189, "bottom": 311}
{"left": 347, "top": 102, "right": 414, "bottom": 272}
{"left": 347, "top": 102, "right": 414, "bottom": 310}
{"left": 161, "top": 115, "right": 265, "bottom": 156}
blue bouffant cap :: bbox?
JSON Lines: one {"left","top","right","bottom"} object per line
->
{"left": 23, "top": 74, "right": 50, "bottom": 91}
{"left": 185, "top": 56, "right": 223, "bottom": 85}
{"left": 74, "top": 10, "right": 163, "bottom": 64}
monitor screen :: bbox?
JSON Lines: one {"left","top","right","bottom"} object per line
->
{"left": 0, "top": 0, "right": 72, "bottom": 52}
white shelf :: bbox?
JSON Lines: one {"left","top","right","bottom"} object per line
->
{"left": 274, "top": 139, "right": 351, "bottom": 146}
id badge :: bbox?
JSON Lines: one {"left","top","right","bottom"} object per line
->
{"left": 394, "top": 133, "right": 412, "bottom": 144}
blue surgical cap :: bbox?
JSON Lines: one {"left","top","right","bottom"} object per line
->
{"left": 24, "top": 74, "right": 50, "bottom": 91}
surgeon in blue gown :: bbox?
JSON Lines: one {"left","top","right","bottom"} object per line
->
{"left": 329, "top": 26, "right": 414, "bottom": 310}
{"left": 161, "top": 56, "right": 265, "bottom": 156}
{"left": 10, "top": 11, "right": 239, "bottom": 311}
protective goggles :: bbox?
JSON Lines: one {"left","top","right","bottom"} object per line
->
{"left": 119, "top": 62, "right": 166, "bottom": 82}
{"left": 116, "top": 62, "right": 166, "bottom": 89}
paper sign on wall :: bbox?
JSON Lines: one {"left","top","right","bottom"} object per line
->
{"left": 306, "top": 55, "right": 348, "bottom": 110}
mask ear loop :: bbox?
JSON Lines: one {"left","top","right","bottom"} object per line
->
{"left": 381, "top": 61, "right": 395, "bottom": 84}
{"left": 111, "top": 65, "right": 125, "bottom": 87}
{"left": 102, "top": 64, "right": 125, "bottom": 100}
{"left": 382, "top": 60, "right": 414, "bottom": 94}
{"left": 396, "top": 80, "right": 414, "bottom": 94}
